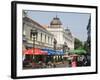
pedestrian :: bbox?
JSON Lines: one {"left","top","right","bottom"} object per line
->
{"left": 83, "top": 56, "right": 88, "bottom": 66}
{"left": 53, "top": 62, "right": 56, "bottom": 68}
{"left": 71, "top": 58, "right": 77, "bottom": 67}
{"left": 47, "top": 61, "right": 52, "bottom": 68}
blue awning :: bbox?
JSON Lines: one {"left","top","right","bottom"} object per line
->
{"left": 41, "top": 48, "right": 55, "bottom": 55}
{"left": 41, "top": 48, "right": 64, "bottom": 55}
{"left": 56, "top": 50, "right": 64, "bottom": 55}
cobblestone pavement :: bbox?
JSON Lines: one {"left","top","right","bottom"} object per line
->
{"left": 55, "top": 61, "right": 70, "bottom": 68}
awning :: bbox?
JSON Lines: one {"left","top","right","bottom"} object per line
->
{"left": 56, "top": 50, "right": 64, "bottom": 55}
{"left": 41, "top": 48, "right": 55, "bottom": 55}
{"left": 23, "top": 48, "right": 48, "bottom": 55}
{"left": 41, "top": 48, "right": 64, "bottom": 55}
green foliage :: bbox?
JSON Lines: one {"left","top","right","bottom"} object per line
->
{"left": 74, "top": 38, "right": 83, "bottom": 49}
{"left": 83, "top": 41, "right": 89, "bottom": 53}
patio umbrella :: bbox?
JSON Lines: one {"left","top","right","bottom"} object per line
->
{"left": 23, "top": 48, "right": 48, "bottom": 55}
{"left": 70, "top": 54, "right": 79, "bottom": 57}
{"left": 68, "top": 49, "right": 86, "bottom": 55}
{"left": 56, "top": 50, "right": 64, "bottom": 55}
{"left": 41, "top": 48, "right": 64, "bottom": 55}
{"left": 41, "top": 48, "right": 56, "bottom": 55}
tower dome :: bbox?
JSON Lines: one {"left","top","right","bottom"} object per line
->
{"left": 65, "top": 28, "right": 72, "bottom": 36}
{"left": 50, "top": 16, "right": 62, "bottom": 25}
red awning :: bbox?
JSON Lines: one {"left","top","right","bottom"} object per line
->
{"left": 23, "top": 48, "right": 48, "bottom": 55}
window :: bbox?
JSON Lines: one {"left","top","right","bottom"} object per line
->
{"left": 48, "top": 36, "right": 49, "bottom": 43}
{"left": 30, "top": 29, "right": 33, "bottom": 39}
{"left": 51, "top": 38, "right": 52, "bottom": 45}
{"left": 23, "top": 22, "right": 25, "bottom": 36}
{"left": 41, "top": 33, "right": 42, "bottom": 42}
{"left": 45, "top": 35, "right": 46, "bottom": 43}
{"left": 36, "top": 33, "right": 38, "bottom": 41}
{"left": 30, "top": 29, "right": 38, "bottom": 41}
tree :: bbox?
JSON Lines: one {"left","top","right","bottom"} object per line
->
{"left": 83, "top": 41, "right": 90, "bottom": 54}
{"left": 74, "top": 38, "right": 83, "bottom": 49}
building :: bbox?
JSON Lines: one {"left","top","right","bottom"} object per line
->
{"left": 45, "top": 16, "right": 74, "bottom": 51}
{"left": 22, "top": 13, "right": 74, "bottom": 51}
{"left": 22, "top": 13, "right": 74, "bottom": 64}
{"left": 87, "top": 16, "right": 91, "bottom": 53}
{"left": 23, "top": 17, "right": 54, "bottom": 50}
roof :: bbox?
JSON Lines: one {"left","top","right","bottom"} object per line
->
{"left": 23, "top": 17, "right": 54, "bottom": 36}
{"left": 65, "top": 28, "right": 72, "bottom": 36}
{"left": 23, "top": 17, "right": 46, "bottom": 30}
{"left": 42, "top": 25, "right": 49, "bottom": 28}
{"left": 50, "top": 16, "right": 62, "bottom": 25}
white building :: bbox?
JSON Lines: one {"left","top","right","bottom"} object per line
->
{"left": 46, "top": 16, "right": 74, "bottom": 50}
{"left": 22, "top": 14, "right": 74, "bottom": 62}
{"left": 23, "top": 17, "right": 54, "bottom": 50}
{"left": 23, "top": 15, "right": 74, "bottom": 51}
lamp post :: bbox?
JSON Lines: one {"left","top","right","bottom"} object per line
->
{"left": 53, "top": 38, "right": 57, "bottom": 51}
{"left": 63, "top": 42, "right": 68, "bottom": 54}
{"left": 31, "top": 28, "right": 38, "bottom": 62}
{"left": 53, "top": 38, "right": 57, "bottom": 62}
{"left": 63, "top": 42, "right": 68, "bottom": 61}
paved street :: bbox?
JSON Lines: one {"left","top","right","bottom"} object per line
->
{"left": 55, "top": 61, "right": 70, "bottom": 68}
{"left": 23, "top": 61, "right": 70, "bottom": 69}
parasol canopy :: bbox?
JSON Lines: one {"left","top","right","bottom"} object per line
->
{"left": 41, "top": 48, "right": 64, "bottom": 55}
{"left": 68, "top": 49, "right": 86, "bottom": 55}
{"left": 23, "top": 48, "right": 48, "bottom": 55}
{"left": 41, "top": 48, "right": 56, "bottom": 55}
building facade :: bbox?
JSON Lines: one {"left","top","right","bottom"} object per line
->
{"left": 46, "top": 16, "right": 74, "bottom": 50}
{"left": 23, "top": 15, "right": 74, "bottom": 52}
{"left": 22, "top": 13, "right": 75, "bottom": 63}
{"left": 23, "top": 17, "right": 54, "bottom": 50}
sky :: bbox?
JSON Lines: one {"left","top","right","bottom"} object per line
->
{"left": 25, "top": 10, "right": 90, "bottom": 42}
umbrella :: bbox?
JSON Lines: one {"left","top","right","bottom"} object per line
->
{"left": 41, "top": 48, "right": 56, "bottom": 55}
{"left": 23, "top": 48, "right": 48, "bottom": 55}
{"left": 56, "top": 50, "right": 64, "bottom": 55}
{"left": 70, "top": 54, "right": 79, "bottom": 57}
{"left": 41, "top": 48, "right": 64, "bottom": 55}
{"left": 68, "top": 49, "right": 86, "bottom": 55}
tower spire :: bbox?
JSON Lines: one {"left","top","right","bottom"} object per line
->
{"left": 56, "top": 13, "right": 58, "bottom": 18}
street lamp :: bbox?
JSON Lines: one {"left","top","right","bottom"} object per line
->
{"left": 62, "top": 42, "right": 68, "bottom": 62}
{"left": 53, "top": 38, "right": 57, "bottom": 50}
{"left": 63, "top": 42, "right": 68, "bottom": 54}
{"left": 53, "top": 38, "right": 57, "bottom": 62}
{"left": 30, "top": 28, "right": 38, "bottom": 62}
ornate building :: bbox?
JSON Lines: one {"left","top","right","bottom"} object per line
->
{"left": 22, "top": 14, "right": 74, "bottom": 52}
{"left": 22, "top": 13, "right": 75, "bottom": 63}
{"left": 46, "top": 16, "right": 74, "bottom": 51}
{"left": 23, "top": 17, "right": 54, "bottom": 50}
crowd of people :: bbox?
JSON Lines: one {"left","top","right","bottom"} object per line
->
{"left": 23, "top": 53, "right": 90, "bottom": 69}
